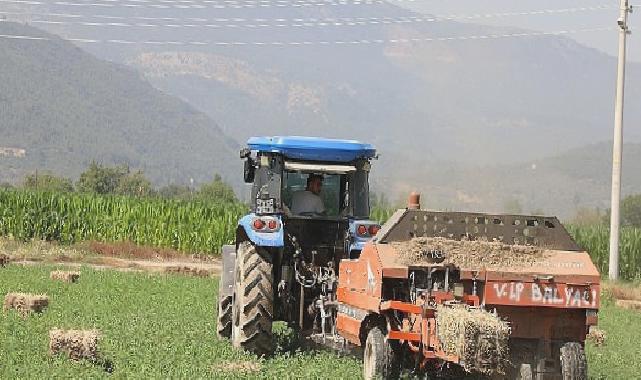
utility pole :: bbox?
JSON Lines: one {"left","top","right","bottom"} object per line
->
{"left": 609, "top": 0, "right": 632, "bottom": 281}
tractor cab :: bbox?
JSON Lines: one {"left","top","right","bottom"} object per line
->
{"left": 239, "top": 136, "right": 379, "bottom": 258}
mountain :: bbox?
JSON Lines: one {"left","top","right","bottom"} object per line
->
{"left": 0, "top": 22, "right": 239, "bottom": 187}
{"left": 387, "top": 142, "right": 641, "bottom": 219}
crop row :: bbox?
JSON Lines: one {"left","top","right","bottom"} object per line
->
{"left": 0, "top": 189, "right": 246, "bottom": 254}
{"left": 566, "top": 224, "right": 641, "bottom": 281}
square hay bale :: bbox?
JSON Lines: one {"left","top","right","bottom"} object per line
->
{"left": 3, "top": 292, "right": 49, "bottom": 316}
{"left": 49, "top": 329, "right": 101, "bottom": 361}
{"left": 50, "top": 270, "right": 81, "bottom": 283}
{"left": 0, "top": 253, "right": 8, "bottom": 267}
{"left": 436, "top": 304, "right": 510, "bottom": 375}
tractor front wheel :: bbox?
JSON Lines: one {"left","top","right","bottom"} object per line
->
{"left": 560, "top": 342, "right": 587, "bottom": 380}
{"left": 231, "top": 241, "right": 274, "bottom": 356}
{"left": 363, "top": 326, "right": 396, "bottom": 380}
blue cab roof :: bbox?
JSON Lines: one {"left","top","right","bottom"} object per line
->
{"left": 247, "top": 136, "right": 376, "bottom": 162}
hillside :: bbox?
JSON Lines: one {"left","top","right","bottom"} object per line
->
{"left": 393, "top": 142, "right": 641, "bottom": 219}
{"left": 0, "top": 22, "right": 239, "bottom": 187}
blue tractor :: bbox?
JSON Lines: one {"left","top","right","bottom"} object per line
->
{"left": 217, "top": 136, "right": 381, "bottom": 355}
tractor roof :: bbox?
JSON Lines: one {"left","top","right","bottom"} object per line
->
{"left": 247, "top": 136, "right": 376, "bottom": 162}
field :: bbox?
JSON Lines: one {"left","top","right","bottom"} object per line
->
{"left": 0, "top": 265, "right": 361, "bottom": 378}
{"left": 2, "top": 190, "right": 640, "bottom": 280}
{"left": 1, "top": 264, "right": 640, "bottom": 379}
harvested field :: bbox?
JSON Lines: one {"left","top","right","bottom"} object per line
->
{"left": 3, "top": 292, "right": 49, "bottom": 316}
{"left": 392, "top": 237, "right": 550, "bottom": 269}
{"left": 0, "top": 265, "right": 360, "bottom": 378}
{"left": 49, "top": 329, "right": 100, "bottom": 360}
{"left": 436, "top": 304, "right": 510, "bottom": 375}
{"left": 50, "top": 270, "right": 81, "bottom": 283}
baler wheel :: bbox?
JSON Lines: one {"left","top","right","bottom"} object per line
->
{"left": 363, "top": 326, "right": 396, "bottom": 380}
{"left": 231, "top": 241, "right": 274, "bottom": 356}
{"left": 560, "top": 342, "right": 587, "bottom": 380}
{"left": 216, "top": 294, "right": 233, "bottom": 339}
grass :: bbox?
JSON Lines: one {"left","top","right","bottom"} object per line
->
{"left": 0, "top": 265, "right": 361, "bottom": 379}
{"left": 2, "top": 265, "right": 641, "bottom": 379}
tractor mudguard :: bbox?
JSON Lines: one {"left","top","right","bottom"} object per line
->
{"left": 238, "top": 214, "right": 284, "bottom": 247}
{"left": 219, "top": 245, "right": 236, "bottom": 299}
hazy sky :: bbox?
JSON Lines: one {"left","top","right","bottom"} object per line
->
{"left": 398, "top": 0, "right": 641, "bottom": 62}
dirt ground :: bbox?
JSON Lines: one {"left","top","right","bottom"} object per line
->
{"left": 0, "top": 239, "right": 221, "bottom": 275}
{"left": 391, "top": 237, "right": 551, "bottom": 269}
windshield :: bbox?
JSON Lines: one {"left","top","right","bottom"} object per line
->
{"left": 283, "top": 172, "right": 344, "bottom": 217}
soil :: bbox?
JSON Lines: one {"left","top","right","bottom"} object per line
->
{"left": 391, "top": 237, "right": 551, "bottom": 269}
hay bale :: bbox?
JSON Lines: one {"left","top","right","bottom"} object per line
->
{"left": 587, "top": 327, "right": 606, "bottom": 347}
{"left": 3, "top": 292, "right": 49, "bottom": 316}
{"left": 50, "top": 270, "right": 81, "bottom": 283}
{"left": 49, "top": 329, "right": 101, "bottom": 360}
{"left": 436, "top": 304, "right": 510, "bottom": 375}
{"left": 0, "top": 253, "right": 8, "bottom": 267}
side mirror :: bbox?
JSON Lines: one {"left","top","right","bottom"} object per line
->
{"left": 243, "top": 159, "right": 255, "bottom": 183}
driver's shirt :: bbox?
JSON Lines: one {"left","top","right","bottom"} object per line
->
{"left": 290, "top": 190, "right": 325, "bottom": 215}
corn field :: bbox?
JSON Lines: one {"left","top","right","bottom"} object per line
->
{"left": 0, "top": 189, "right": 247, "bottom": 254}
{"left": 567, "top": 224, "right": 641, "bottom": 281}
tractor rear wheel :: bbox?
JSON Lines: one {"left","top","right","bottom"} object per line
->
{"left": 216, "top": 293, "right": 233, "bottom": 339}
{"left": 560, "top": 342, "right": 587, "bottom": 380}
{"left": 231, "top": 241, "right": 274, "bottom": 356}
{"left": 363, "top": 326, "right": 396, "bottom": 380}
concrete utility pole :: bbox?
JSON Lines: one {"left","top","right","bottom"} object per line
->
{"left": 609, "top": 0, "right": 632, "bottom": 281}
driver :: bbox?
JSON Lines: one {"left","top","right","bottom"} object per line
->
{"left": 290, "top": 174, "right": 326, "bottom": 216}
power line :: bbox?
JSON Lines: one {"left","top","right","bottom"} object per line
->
{"left": 0, "top": 5, "right": 618, "bottom": 29}
{"left": 0, "top": 0, "right": 414, "bottom": 9}
{"left": 0, "top": 26, "right": 615, "bottom": 46}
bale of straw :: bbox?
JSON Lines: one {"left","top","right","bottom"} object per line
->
{"left": 587, "top": 327, "right": 607, "bottom": 347}
{"left": 3, "top": 292, "right": 49, "bottom": 316}
{"left": 50, "top": 270, "right": 81, "bottom": 283}
{"left": 436, "top": 304, "right": 510, "bottom": 375}
{"left": 49, "top": 329, "right": 101, "bottom": 360}
{"left": 0, "top": 253, "right": 8, "bottom": 267}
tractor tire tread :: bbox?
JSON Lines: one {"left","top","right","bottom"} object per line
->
{"left": 232, "top": 242, "right": 274, "bottom": 357}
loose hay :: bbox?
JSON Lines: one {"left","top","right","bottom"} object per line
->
{"left": 213, "top": 360, "right": 261, "bottom": 373}
{"left": 164, "top": 266, "right": 212, "bottom": 277}
{"left": 587, "top": 327, "right": 607, "bottom": 347}
{"left": 392, "top": 237, "right": 550, "bottom": 269}
{"left": 3, "top": 292, "right": 49, "bottom": 316}
{"left": 436, "top": 304, "right": 510, "bottom": 375}
{"left": 50, "top": 270, "right": 81, "bottom": 283}
{"left": 49, "top": 329, "right": 101, "bottom": 361}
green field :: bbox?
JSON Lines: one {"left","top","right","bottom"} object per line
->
{"left": 1, "top": 265, "right": 640, "bottom": 379}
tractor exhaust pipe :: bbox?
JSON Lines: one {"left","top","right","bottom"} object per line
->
{"left": 408, "top": 192, "right": 421, "bottom": 210}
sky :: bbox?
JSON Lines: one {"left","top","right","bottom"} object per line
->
{"left": 397, "top": 0, "right": 641, "bottom": 62}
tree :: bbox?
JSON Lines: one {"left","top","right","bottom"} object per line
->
{"left": 77, "top": 162, "right": 128, "bottom": 195}
{"left": 197, "top": 174, "right": 237, "bottom": 203}
{"left": 158, "top": 184, "right": 194, "bottom": 200}
{"left": 116, "top": 170, "right": 153, "bottom": 197}
{"left": 23, "top": 172, "right": 74, "bottom": 192}
{"left": 76, "top": 162, "right": 152, "bottom": 197}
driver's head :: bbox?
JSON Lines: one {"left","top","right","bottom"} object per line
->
{"left": 306, "top": 174, "right": 323, "bottom": 195}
